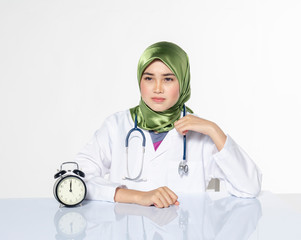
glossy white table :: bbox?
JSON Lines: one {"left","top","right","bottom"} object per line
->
{"left": 0, "top": 192, "right": 300, "bottom": 240}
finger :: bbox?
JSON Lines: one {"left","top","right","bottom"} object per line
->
{"left": 174, "top": 119, "right": 190, "bottom": 131}
{"left": 157, "top": 189, "right": 173, "bottom": 207}
{"left": 174, "top": 121, "right": 185, "bottom": 132}
{"left": 174, "top": 117, "right": 187, "bottom": 126}
{"left": 175, "top": 124, "right": 189, "bottom": 135}
{"left": 162, "top": 187, "right": 178, "bottom": 203}
{"left": 153, "top": 197, "right": 165, "bottom": 208}
{"left": 158, "top": 195, "right": 171, "bottom": 208}
{"left": 163, "top": 187, "right": 178, "bottom": 199}
{"left": 155, "top": 188, "right": 177, "bottom": 208}
{"left": 176, "top": 118, "right": 200, "bottom": 135}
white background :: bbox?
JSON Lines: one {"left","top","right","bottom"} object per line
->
{"left": 1, "top": 0, "right": 301, "bottom": 198}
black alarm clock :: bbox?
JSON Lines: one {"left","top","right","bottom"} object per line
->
{"left": 54, "top": 162, "right": 87, "bottom": 207}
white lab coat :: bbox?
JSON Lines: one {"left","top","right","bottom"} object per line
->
{"left": 75, "top": 110, "right": 262, "bottom": 202}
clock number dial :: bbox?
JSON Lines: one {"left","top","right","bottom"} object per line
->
{"left": 56, "top": 176, "right": 86, "bottom": 206}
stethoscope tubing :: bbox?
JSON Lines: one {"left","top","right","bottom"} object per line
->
{"left": 125, "top": 114, "right": 146, "bottom": 148}
{"left": 124, "top": 105, "right": 188, "bottom": 181}
{"left": 124, "top": 114, "right": 146, "bottom": 181}
{"left": 183, "top": 105, "right": 187, "bottom": 161}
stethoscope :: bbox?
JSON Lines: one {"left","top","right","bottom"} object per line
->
{"left": 123, "top": 105, "right": 188, "bottom": 181}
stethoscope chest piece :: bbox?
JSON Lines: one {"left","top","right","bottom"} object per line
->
{"left": 178, "top": 160, "right": 189, "bottom": 176}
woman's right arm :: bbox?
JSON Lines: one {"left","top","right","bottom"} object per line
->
{"left": 75, "top": 120, "right": 178, "bottom": 207}
{"left": 114, "top": 187, "right": 179, "bottom": 208}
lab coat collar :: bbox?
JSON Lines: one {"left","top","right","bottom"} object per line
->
{"left": 143, "top": 128, "right": 180, "bottom": 162}
{"left": 126, "top": 109, "right": 180, "bottom": 161}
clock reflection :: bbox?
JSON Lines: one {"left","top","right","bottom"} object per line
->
{"left": 54, "top": 206, "right": 87, "bottom": 240}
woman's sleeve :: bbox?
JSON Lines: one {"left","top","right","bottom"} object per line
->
{"left": 204, "top": 134, "right": 262, "bottom": 198}
{"left": 74, "top": 120, "right": 125, "bottom": 202}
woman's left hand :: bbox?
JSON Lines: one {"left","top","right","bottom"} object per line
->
{"left": 174, "top": 115, "right": 227, "bottom": 151}
{"left": 174, "top": 115, "right": 215, "bottom": 136}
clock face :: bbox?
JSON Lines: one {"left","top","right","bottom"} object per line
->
{"left": 56, "top": 175, "right": 86, "bottom": 206}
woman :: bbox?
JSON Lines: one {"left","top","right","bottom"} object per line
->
{"left": 75, "top": 41, "right": 262, "bottom": 208}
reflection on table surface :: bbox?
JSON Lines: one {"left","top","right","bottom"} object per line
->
{"left": 0, "top": 192, "right": 300, "bottom": 240}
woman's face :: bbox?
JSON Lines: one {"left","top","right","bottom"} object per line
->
{"left": 140, "top": 60, "right": 180, "bottom": 112}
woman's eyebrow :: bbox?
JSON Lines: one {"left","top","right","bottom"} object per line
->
{"left": 143, "top": 72, "right": 154, "bottom": 76}
{"left": 142, "top": 72, "right": 175, "bottom": 76}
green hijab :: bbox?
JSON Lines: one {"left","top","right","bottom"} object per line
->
{"left": 130, "top": 41, "right": 192, "bottom": 132}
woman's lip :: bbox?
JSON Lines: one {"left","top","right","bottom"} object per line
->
{"left": 151, "top": 97, "right": 165, "bottom": 103}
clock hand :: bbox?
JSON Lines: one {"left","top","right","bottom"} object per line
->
{"left": 69, "top": 180, "right": 72, "bottom": 192}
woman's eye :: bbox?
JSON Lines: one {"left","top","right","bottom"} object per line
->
{"left": 164, "top": 78, "right": 173, "bottom": 82}
{"left": 145, "top": 77, "right": 152, "bottom": 81}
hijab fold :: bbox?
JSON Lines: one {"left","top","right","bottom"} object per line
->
{"left": 130, "top": 42, "right": 192, "bottom": 132}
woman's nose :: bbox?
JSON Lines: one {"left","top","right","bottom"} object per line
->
{"left": 154, "top": 80, "right": 163, "bottom": 93}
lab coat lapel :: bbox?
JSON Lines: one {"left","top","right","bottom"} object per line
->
{"left": 143, "top": 129, "right": 177, "bottom": 162}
